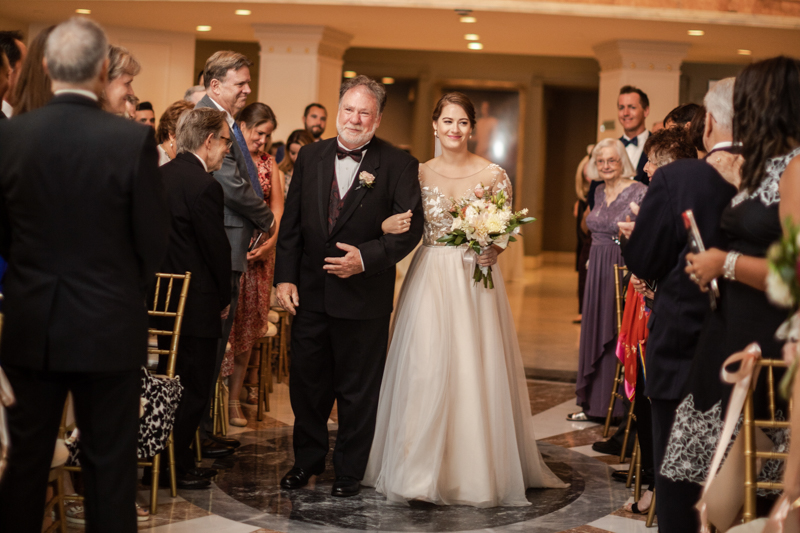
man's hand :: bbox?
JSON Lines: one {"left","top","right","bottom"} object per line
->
{"left": 323, "top": 243, "right": 364, "bottom": 279}
{"left": 276, "top": 283, "right": 300, "bottom": 316}
{"left": 631, "top": 275, "right": 654, "bottom": 300}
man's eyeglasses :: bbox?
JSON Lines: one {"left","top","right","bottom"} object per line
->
{"left": 219, "top": 135, "right": 233, "bottom": 149}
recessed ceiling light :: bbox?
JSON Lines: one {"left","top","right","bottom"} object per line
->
{"left": 235, "top": 9, "right": 251, "bottom": 15}
{"left": 343, "top": 71, "right": 357, "bottom": 79}
{"left": 196, "top": 25, "right": 212, "bottom": 32}
{"left": 382, "top": 77, "right": 395, "bottom": 85}
{"left": 460, "top": 16, "right": 477, "bottom": 23}
{"left": 687, "top": 30, "right": 704, "bottom": 36}
{"left": 75, "top": 8, "right": 91, "bottom": 14}
{"left": 464, "top": 34, "right": 479, "bottom": 41}
{"left": 468, "top": 42, "right": 483, "bottom": 50}
{"left": 738, "top": 49, "right": 752, "bottom": 55}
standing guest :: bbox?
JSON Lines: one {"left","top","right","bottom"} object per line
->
{"left": 135, "top": 100, "right": 156, "bottom": 128}
{"left": 150, "top": 107, "right": 232, "bottom": 489}
{"left": 573, "top": 144, "right": 594, "bottom": 323}
{"left": 104, "top": 45, "right": 139, "bottom": 115}
{"left": 278, "top": 128, "right": 314, "bottom": 196}
{"left": 195, "top": 51, "right": 274, "bottom": 455}
{"left": 155, "top": 100, "right": 194, "bottom": 166}
{"left": 184, "top": 84, "right": 205, "bottom": 105}
{"left": 0, "top": 49, "right": 9, "bottom": 118}
{"left": 302, "top": 102, "right": 327, "bottom": 141}
{"left": 0, "top": 30, "right": 27, "bottom": 117}
{"left": 222, "top": 103, "right": 284, "bottom": 426}
{"left": 663, "top": 103, "right": 701, "bottom": 129}
{"left": 10, "top": 26, "right": 54, "bottom": 116}
{"left": 568, "top": 138, "right": 647, "bottom": 422}
{"left": 0, "top": 17, "right": 169, "bottom": 533}
{"left": 622, "top": 77, "right": 737, "bottom": 532}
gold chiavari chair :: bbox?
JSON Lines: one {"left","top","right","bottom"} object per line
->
{"left": 743, "top": 357, "right": 791, "bottom": 522}
{"left": 271, "top": 306, "right": 291, "bottom": 383}
{"left": 247, "top": 312, "right": 279, "bottom": 421}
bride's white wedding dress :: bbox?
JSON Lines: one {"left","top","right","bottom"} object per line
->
{"left": 362, "top": 163, "right": 567, "bottom": 507}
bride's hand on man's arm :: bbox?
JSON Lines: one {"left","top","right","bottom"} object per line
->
{"left": 381, "top": 210, "right": 413, "bottom": 235}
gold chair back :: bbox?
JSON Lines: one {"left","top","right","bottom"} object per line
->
{"left": 148, "top": 272, "right": 192, "bottom": 378}
{"left": 603, "top": 264, "right": 630, "bottom": 439}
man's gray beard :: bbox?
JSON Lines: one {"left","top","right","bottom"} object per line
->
{"left": 337, "top": 124, "right": 377, "bottom": 147}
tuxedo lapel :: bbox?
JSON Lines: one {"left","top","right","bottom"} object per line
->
{"left": 329, "top": 139, "right": 382, "bottom": 240}
{"left": 317, "top": 140, "right": 337, "bottom": 236}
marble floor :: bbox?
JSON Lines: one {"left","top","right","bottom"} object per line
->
{"left": 63, "top": 264, "right": 652, "bottom": 533}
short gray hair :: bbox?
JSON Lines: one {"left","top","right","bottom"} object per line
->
{"left": 203, "top": 51, "right": 252, "bottom": 90}
{"left": 339, "top": 75, "right": 386, "bottom": 114}
{"left": 44, "top": 17, "right": 108, "bottom": 83}
{"left": 704, "top": 77, "right": 735, "bottom": 132}
{"left": 184, "top": 85, "right": 205, "bottom": 101}
{"left": 108, "top": 45, "right": 140, "bottom": 81}
{"left": 585, "top": 137, "right": 637, "bottom": 181}
{"left": 175, "top": 107, "right": 227, "bottom": 154}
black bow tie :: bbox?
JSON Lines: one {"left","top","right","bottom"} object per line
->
{"left": 621, "top": 136, "right": 638, "bottom": 147}
{"left": 336, "top": 143, "right": 370, "bottom": 163}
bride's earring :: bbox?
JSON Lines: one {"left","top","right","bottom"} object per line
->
{"left": 434, "top": 130, "right": 438, "bottom": 138}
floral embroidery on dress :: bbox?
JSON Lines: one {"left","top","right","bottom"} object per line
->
{"left": 731, "top": 146, "right": 800, "bottom": 207}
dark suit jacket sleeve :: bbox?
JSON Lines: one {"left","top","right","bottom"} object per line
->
{"left": 624, "top": 170, "right": 680, "bottom": 280}
{"left": 274, "top": 146, "right": 305, "bottom": 286}
{"left": 132, "top": 134, "right": 170, "bottom": 291}
{"left": 216, "top": 150, "right": 274, "bottom": 232}
{"left": 359, "top": 158, "right": 423, "bottom": 277}
{"left": 191, "top": 180, "right": 232, "bottom": 309}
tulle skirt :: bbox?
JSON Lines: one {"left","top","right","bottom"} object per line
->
{"left": 363, "top": 245, "right": 566, "bottom": 507}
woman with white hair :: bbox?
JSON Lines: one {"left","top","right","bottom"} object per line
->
{"left": 568, "top": 138, "right": 647, "bottom": 421}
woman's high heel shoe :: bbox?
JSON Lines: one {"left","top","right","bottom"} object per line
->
{"left": 229, "top": 400, "right": 247, "bottom": 427}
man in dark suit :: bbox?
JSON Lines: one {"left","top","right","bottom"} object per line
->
{"left": 149, "top": 107, "right": 232, "bottom": 489}
{"left": 0, "top": 49, "right": 9, "bottom": 119}
{"left": 0, "top": 18, "right": 169, "bottom": 533}
{"left": 195, "top": 50, "right": 274, "bottom": 455}
{"left": 622, "top": 77, "right": 737, "bottom": 532}
{"left": 275, "top": 76, "right": 423, "bottom": 497}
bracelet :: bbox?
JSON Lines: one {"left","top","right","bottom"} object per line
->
{"left": 723, "top": 251, "right": 742, "bottom": 281}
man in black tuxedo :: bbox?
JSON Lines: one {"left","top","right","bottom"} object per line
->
{"left": 622, "top": 77, "right": 737, "bottom": 532}
{"left": 0, "top": 18, "right": 169, "bottom": 532}
{"left": 275, "top": 75, "right": 423, "bottom": 497}
{"left": 150, "top": 107, "right": 232, "bottom": 489}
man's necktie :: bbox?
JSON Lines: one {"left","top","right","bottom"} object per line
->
{"left": 336, "top": 147, "right": 364, "bottom": 163}
{"left": 621, "top": 136, "right": 638, "bottom": 148}
{"left": 231, "top": 122, "right": 264, "bottom": 199}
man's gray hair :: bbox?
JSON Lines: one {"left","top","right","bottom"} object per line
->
{"left": 184, "top": 85, "right": 205, "bottom": 102}
{"left": 45, "top": 17, "right": 108, "bottom": 83}
{"left": 704, "top": 77, "right": 735, "bottom": 132}
{"left": 339, "top": 75, "right": 387, "bottom": 114}
{"left": 203, "top": 51, "right": 252, "bottom": 90}
{"left": 175, "top": 107, "right": 227, "bottom": 154}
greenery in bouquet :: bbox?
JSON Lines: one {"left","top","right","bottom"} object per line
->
{"left": 436, "top": 183, "right": 535, "bottom": 289}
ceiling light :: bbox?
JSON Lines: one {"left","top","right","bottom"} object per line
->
{"left": 75, "top": 8, "right": 91, "bottom": 14}
{"left": 738, "top": 49, "right": 752, "bottom": 55}
{"left": 235, "top": 9, "right": 251, "bottom": 15}
{"left": 343, "top": 71, "right": 357, "bottom": 78}
{"left": 464, "top": 34, "right": 479, "bottom": 41}
{"left": 687, "top": 30, "right": 704, "bottom": 36}
{"left": 382, "top": 77, "right": 395, "bottom": 85}
{"left": 460, "top": 16, "right": 477, "bottom": 23}
{"left": 196, "top": 25, "right": 212, "bottom": 32}
{"left": 468, "top": 42, "right": 483, "bottom": 50}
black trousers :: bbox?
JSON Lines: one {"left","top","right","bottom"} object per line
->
{"left": 157, "top": 335, "right": 218, "bottom": 474}
{"left": 652, "top": 397, "right": 701, "bottom": 533}
{"left": 0, "top": 365, "right": 140, "bottom": 533}
{"left": 289, "top": 308, "right": 390, "bottom": 479}
{"left": 633, "top": 365, "right": 654, "bottom": 489}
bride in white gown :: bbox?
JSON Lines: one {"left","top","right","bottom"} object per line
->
{"left": 362, "top": 93, "right": 567, "bottom": 507}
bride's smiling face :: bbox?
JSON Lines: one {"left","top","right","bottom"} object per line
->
{"left": 434, "top": 104, "right": 472, "bottom": 150}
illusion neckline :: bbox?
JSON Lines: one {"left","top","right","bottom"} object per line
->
{"left": 422, "top": 162, "right": 496, "bottom": 180}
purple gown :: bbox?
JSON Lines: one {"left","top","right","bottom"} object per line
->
{"left": 576, "top": 181, "right": 647, "bottom": 417}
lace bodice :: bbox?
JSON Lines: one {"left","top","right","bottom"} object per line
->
{"left": 419, "top": 163, "right": 512, "bottom": 246}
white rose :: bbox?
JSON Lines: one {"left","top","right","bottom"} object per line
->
{"left": 766, "top": 268, "right": 796, "bottom": 308}
{"left": 451, "top": 217, "right": 463, "bottom": 231}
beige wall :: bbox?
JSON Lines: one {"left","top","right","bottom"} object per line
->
{"left": 679, "top": 62, "right": 744, "bottom": 106}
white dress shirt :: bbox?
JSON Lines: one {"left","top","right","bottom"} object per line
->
{"left": 710, "top": 141, "right": 734, "bottom": 152}
{"left": 1, "top": 99, "right": 12, "bottom": 117}
{"left": 335, "top": 138, "right": 369, "bottom": 198}
{"left": 53, "top": 89, "right": 99, "bottom": 102}
{"left": 207, "top": 96, "right": 234, "bottom": 128}
{"left": 190, "top": 152, "right": 209, "bottom": 172}
{"left": 622, "top": 130, "right": 650, "bottom": 169}
{"left": 157, "top": 145, "right": 171, "bottom": 167}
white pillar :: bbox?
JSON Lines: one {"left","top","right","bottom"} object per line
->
{"left": 593, "top": 40, "right": 690, "bottom": 141}
{"left": 253, "top": 24, "right": 352, "bottom": 142}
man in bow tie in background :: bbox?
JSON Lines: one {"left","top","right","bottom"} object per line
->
{"left": 274, "top": 75, "right": 422, "bottom": 498}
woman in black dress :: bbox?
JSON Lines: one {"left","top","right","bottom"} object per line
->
{"left": 660, "top": 56, "right": 800, "bottom": 531}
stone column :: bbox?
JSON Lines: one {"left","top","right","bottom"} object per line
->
{"left": 252, "top": 24, "right": 352, "bottom": 141}
{"left": 593, "top": 40, "right": 690, "bottom": 141}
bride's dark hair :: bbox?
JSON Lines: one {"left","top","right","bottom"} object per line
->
{"left": 432, "top": 92, "right": 476, "bottom": 128}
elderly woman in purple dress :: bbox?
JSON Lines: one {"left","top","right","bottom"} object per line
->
{"left": 569, "top": 138, "right": 647, "bottom": 421}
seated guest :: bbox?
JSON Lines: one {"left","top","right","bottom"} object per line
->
{"left": 155, "top": 100, "right": 194, "bottom": 165}
{"left": 105, "top": 45, "right": 140, "bottom": 115}
{"left": 278, "top": 128, "right": 314, "bottom": 196}
{"left": 11, "top": 26, "right": 54, "bottom": 116}
{"left": 135, "top": 100, "right": 156, "bottom": 128}
{"left": 149, "top": 107, "right": 232, "bottom": 489}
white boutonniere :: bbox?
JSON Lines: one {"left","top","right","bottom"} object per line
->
{"left": 358, "top": 171, "right": 376, "bottom": 189}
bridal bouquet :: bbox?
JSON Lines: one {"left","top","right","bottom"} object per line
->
{"left": 436, "top": 183, "right": 534, "bottom": 289}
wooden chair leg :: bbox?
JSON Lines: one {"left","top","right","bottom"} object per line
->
{"left": 633, "top": 437, "right": 642, "bottom": 501}
{"left": 194, "top": 429, "right": 202, "bottom": 465}
{"left": 257, "top": 340, "right": 266, "bottom": 421}
{"left": 626, "top": 443, "right": 637, "bottom": 488}
{"left": 150, "top": 453, "right": 161, "bottom": 515}
{"left": 167, "top": 435, "right": 177, "bottom": 498}
{"left": 646, "top": 488, "right": 657, "bottom": 527}
{"left": 604, "top": 362, "right": 623, "bottom": 438}
{"left": 620, "top": 398, "right": 636, "bottom": 463}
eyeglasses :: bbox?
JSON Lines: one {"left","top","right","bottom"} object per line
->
{"left": 219, "top": 135, "right": 233, "bottom": 149}
{"left": 596, "top": 158, "right": 621, "bottom": 167}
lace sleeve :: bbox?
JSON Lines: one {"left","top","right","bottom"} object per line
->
{"left": 490, "top": 167, "right": 513, "bottom": 205}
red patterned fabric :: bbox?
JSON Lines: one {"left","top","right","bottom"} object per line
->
{"left": 615, "top": 283, "right": 650, "bottom": 400}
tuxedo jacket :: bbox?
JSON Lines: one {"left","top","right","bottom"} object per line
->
{"left": 274, "top": 136, "right": 423, "bottom": 320}
{"left": 152, "top": 153, "right": 231, "bottom": 338}
{"left": 623, "top": 158, "right": 736, "bottom": 400}
{"left": 0, "top": 93, "right": 170, "bottom": 372}
{"left": 195, "top": 95, "right": 273, "bottom": 273}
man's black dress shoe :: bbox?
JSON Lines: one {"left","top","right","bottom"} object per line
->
{"left": 331, "top": 476, "right": 360, "bottom": 497}
{"left": 174, "top": 473, "right": 211, "bottom": 490}
{"left": 200, "top": 439, "right": 235, "bottom": 459}
{"left": 185, "top": 467, "right": 218, "bottom": 479}
{"left": 207, "top": 434, "right": 241, "bottom": 448}
{"left": 280, "top": 467, "right": 314, "bottom": 489}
